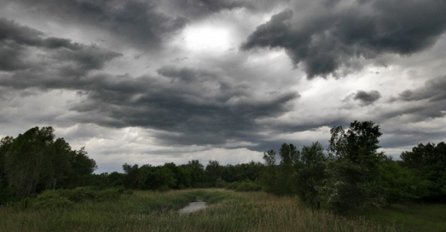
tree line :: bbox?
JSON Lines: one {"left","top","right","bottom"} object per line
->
{"left": 1, "top": 122, "right": 445, "bottom": 214}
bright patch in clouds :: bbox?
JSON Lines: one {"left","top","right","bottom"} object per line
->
{"left": 183, "top": 24, "right": 233, "bottom": 53}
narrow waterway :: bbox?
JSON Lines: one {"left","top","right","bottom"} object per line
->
{"left": 179, "top": 201, "right": 207, "bottom": 214}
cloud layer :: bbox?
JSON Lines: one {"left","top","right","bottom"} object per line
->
{"left": 242, "top": 0, "right": 446, "bottom": 78}
{"left": 0, "top": 0, "right": 445, "bottom": 172}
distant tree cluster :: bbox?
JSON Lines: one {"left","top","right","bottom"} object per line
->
{"left": 91, "top": 160, "right": 264, "bottom": 191}
{"left": 0, "top": 127, "right": 96, "bottom": 203}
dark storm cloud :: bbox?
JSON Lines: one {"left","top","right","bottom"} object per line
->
{"left": 0, "top": 18, "right": 40, "bottom": 71}
{"left": 381, "top": 76, "right": 446, "bottom": 121}
{"left": 162, "top": 0, "right": 288, "bottom": 19}
{"left": 353, "top": 90, "right": 381, "bottom": 105}
{"left": 6, "top": 0, "right": 186, "bottom": 49}
{"left": 399, "top": 77, "right": 446, "bottom": 119}
{"left": 0, "top": 18, "right": 120, "bottom": 75}
{"left": 0, "top": 18, "right": 301, "bottom": 147}
{"left": 1, "top": 54, "right": 299, "bottom": 146}
{"left": 0, "top": 42, "right": 26, "bottom": 71}
{"left": 0, "top": 18, "right": 42, "bottom": 46}
{"left": 242, "top": 0, "right": 446, "bottom": 78}
{"left": 157, "top": 66, "right": 219, "bottom": 82}
{"left": 163, "top": 0, "right": 244, "bottom": 18}
{"left": 68, "top": 67, "right": 299, "bottom": 146}
{"left": 398, "top": 77, "right": 446, "bottom": 102}
{"left": 380, "top": 128, "right": 446, "bottom": 149}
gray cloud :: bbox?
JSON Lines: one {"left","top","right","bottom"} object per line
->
{"left": 353, "top": 90, "right": 381, "bottom": 105}
{"left": 242, "top": 0, "right": 446, "bottom": 78}
{"left": 160, "top": 0, "right": 289, "bottom": 20}
{"left": 0, "top": 18, "right": 300, "bottom": 147}
{"left": 380, "top": 76, "right": 446, "bottom": 121}
{"left": 0, "top": 18, "right": 121, "bottom": 77}
{"left": 1, "top": 59, "right": 299, "bottom": 146}
{"left": 162, "top": 0, "right": 244, "bottom": 19}
{"left": 5, "top": 0, "right": 186, "bottom": 49}
{"left": 69, "top": 67, "right": 299, "bottom": 146}
{"left": 399, "top": 77, "right": 446, "bottom": 102}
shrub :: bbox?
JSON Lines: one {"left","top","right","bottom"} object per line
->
{"left": 226, "top": 180, "right": 263, "bottom": 192}
{"left": 32, "top": 190, "right": 74, "bottom": 209}
{"left": 58, "top": 187, "right": 127, "bottom": 202}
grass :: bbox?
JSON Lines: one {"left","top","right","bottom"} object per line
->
{"left": 360, "top": 203, "right": 446, "bottom": 232}
{"left": 0, "top": 189, "right": 409, "bottom": 231}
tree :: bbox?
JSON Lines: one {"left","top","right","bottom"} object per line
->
{"left": 323, "top": 121, "right": 385, "bottom": 213}
{"left": 377, "top": 159, "right": 430, "bottom": 203}
{"left": 0, "top": 127, "right": 97, "bottom": 198}
{"left": 185, "top": 160, "right": 205, "bottom": 187}
{"left": 123, "top": 163, "right": 139, "bottom": 188}
{"left": 277, "top": 143, "right": 300, "bottom": 195}
{"left": 205, "top": 160, "right": 223, "bottom": 186}
{"left": 0, "top": 137, "right": 13, "bottom": 203}
{"left": 67, "top": 147, "right": 96, "bottom": 187}
{"left": 3, "top": 127, "right": 55, "bottom": 197}
{"left": 401, "top": 142, "right": 446, "bottom": 201}
{"left": 262, "top": 144, "right": 300, "bottom": 195}
{"left": 296, "top": 142, "right": 327, "bottom": 208}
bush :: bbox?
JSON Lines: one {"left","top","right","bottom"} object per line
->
{"left": 226, "top": 180, "right": 263, "bottom": 192}
{"left": 32, "top": 190, "right": 74, "bottom": 209}
{"left": 30, "top": 187, "right": 128, "bottom": 209}
{"left": 59, "top": 187, "right": 127, "bottom": 202}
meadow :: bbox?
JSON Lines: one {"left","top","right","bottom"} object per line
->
{"left": 0, "top": 188, "right": 420, "bottom": 232}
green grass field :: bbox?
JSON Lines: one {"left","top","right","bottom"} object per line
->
{"left": 0, "top": 189, "right": 443, "bottom": 232}
{"left": 360, "top": 203, "right": 446, "bottom": 232}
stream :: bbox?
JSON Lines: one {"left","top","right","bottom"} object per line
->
{"left": 179, "top": 201, "right": 207, "bottom": 214}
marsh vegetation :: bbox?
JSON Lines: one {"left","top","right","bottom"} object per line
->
{"left": 0, "top": 189, "right": 412, "bottom": 232}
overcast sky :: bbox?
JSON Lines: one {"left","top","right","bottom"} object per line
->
{"left": 1, "top": 0, "right": 445, "bottom": 172}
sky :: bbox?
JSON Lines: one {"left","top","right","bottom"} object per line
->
{"left": 0, "top": 0, "right": 445, "bottom": 173}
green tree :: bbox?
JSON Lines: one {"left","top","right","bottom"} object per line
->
{"left": 3, "top": 127, "right": 55, "bottom": 197}
{"left": 277, "top": 143, "right": 300, "bottom": 195}
{"left": 401, "top": 142, "right": 446, "bottom": 200}
{"left": 205, "top": 160, "right": 223, "bottom": 186}
{"left": 262, "top": 150, "right": 279, "bottom": 193}
{"left": 323, "top": 121, "right": 385, "bottom": 213}
{"left": 262, "top": 144, "right": 300, "bottom": 195}
{"left": 377, "top": 159, "right": 430, "bottom": 203}
{"left": 123, "top": 163, "right": 139, "bottom": 188}
{"left": 0, "top": 136, "right": 13, "bottom": 203}
{"left": 185, "top": 160, "right": 205, "bottom": 187}
{"left": 0, "top": 127, "right": 96, "bottom": 198}
{"left": 296, "top": 142, "right": 327, "bottom": 208}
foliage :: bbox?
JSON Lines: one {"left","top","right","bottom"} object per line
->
{"left": 30, "top": 187, "right": 128, "bottom": 209}
{"left": 296, "top": 142, "right": 327, "bottom": 208}
{"left": 0, "top": 127, "right": 96, "bottom": 200}
{"left": 32, "top": 190, "right": 74, "bottom": 209}
{"left": 225, "top": 180, "right": 263, "bottom": 192}
{"left": 261, "top": 144, "right": 300, "bottom": 195}
{"left": 321, "top": 121, "right": 387, "bottom": 213}
{"left": 119, "top": 160, "right": 264, "bottom": 191}
{"left": 377, "top": 159, "right": 430, "bottom": 203}
{"left": 401, "top": 142, "right": 446, "bottom": 201}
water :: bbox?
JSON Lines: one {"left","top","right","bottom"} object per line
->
{"left": 179, "top": 201, "right": 207, "bottom": 214}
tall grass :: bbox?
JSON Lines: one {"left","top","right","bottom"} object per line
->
{"left": 0, "top": 189, "right": 400, "bottom": 232}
